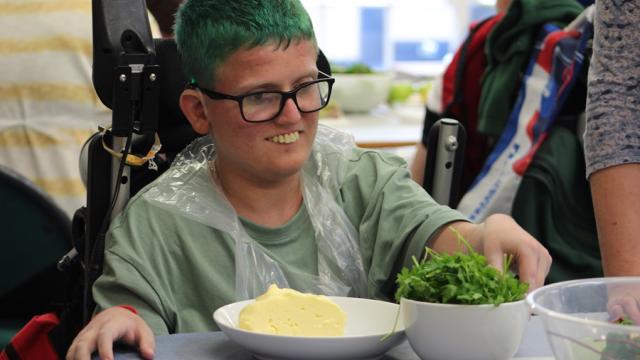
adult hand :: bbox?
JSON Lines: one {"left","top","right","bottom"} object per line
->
{"left": 474, "top": 214, "right": 552, "bottom": 291}
{"left": 66, "top": 306, "right": 155, "bottom": 360}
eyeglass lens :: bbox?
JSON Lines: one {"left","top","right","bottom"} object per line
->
{"left": 241, "top": 80, "right": 331, "bottom": 122}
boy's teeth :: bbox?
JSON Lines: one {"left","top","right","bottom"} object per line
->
{"left": 270, "top": 131, "right": 300, "bottom": 144}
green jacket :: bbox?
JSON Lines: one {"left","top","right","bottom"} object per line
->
{"left": 478, "top": 0, "right": 583, "bottom": 137}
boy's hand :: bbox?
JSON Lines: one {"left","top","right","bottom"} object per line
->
{"left": 66, "top": 306, "right": 155, "bottom": 360}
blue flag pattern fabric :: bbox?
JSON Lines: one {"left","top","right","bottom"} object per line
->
{"left": 457, "top": 17, "right": 592, "bottom": 221}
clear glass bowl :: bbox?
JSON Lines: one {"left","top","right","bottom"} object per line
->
{"left": 526, "top": 277, "right": 640, "bottom": 359}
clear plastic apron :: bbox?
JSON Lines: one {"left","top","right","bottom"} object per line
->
{"left": 143, "top": 124, "right": 368, "bottom": 300}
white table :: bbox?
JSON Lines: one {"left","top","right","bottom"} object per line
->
{"left": 105, "top": 316, "right": 553, "bottom": 360}
{"left": 319, "top": 105, "right": 424, "bottom": 149}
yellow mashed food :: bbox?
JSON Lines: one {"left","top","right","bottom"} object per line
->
{"left": 238, "top": 284, "right": 347, "bottom": 336}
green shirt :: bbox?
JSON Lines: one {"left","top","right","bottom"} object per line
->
{"left": 93, "top": 147, "right": 466, "bottom": 334}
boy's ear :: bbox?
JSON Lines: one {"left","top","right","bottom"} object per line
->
{"left": 179, "top": 89, "right": 210, "bottom": 135}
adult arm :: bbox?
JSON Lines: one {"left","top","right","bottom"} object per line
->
{"left": 590, "top": 165, "right": 640, "bottom": 275}
{"left": 584, "top": 0, "right": 640, "bottom": 276}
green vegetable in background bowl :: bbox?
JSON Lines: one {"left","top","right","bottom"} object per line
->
{"left": 387, "top": 83, "right": 414, "bottom": 104}
{"left": 601, "top": 317, "right": 640, "bottom": 359}
{"left": 331, "top": 63, "right": 374, "bottom": 74}
{"left": 329, "top": 63, "right": 392, "bottom": 113}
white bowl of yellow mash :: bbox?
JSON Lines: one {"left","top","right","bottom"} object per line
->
{"left": 213, "top": 294, "right": 405, "bottom": 360}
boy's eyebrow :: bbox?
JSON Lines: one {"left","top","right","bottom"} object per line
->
{"left": 234, "top": 69, "right": 319, "bottom": 93}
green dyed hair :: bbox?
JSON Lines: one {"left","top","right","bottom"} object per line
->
{"left": 175, "top": 0, "right": 317, "bottom": 88}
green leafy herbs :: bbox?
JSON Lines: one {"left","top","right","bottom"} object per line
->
{"left": 602, "top": 333, "right": 640, "bottom": 360}
{"left": 600, "top": 316, "right": 640, "bottom": 359}
{"left": 614, "top": 316, "right": 634, "bottom": 326}
{"left": 394, "top": 226, "right": 529, "bottom": 305}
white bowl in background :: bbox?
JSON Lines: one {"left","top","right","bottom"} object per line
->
{"left": 213, "top": 296, "right": 405, "bottom": 360}
{"left": 330, "top": 73, "right": 392, "bottom": 113}
{"left": 401, "top": 297, "right": 528, "bottom": 360}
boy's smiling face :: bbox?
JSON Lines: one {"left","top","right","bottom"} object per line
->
{"left": 195, "top": 40, "right": 320, "bottom": 183}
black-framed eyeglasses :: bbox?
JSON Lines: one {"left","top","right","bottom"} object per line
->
{"left": 190, "top": 73, "right": 335, "bottom": 123}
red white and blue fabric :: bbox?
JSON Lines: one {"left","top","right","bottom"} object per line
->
{"left": 457, "top": 21, "right": 591, "bottom": 221}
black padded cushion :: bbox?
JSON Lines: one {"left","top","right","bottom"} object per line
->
{"left": 154, "top": 38, "right": 199, "bottom": 155}
{"left": 0, "top": 165, "right": 71, "bottom": 317}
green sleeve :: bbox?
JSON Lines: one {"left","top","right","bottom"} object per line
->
{"left": 91, "top": 187, "right": 238, "bottom": 334}
{"left": 92, "top": 251, "right": 170, "bottom": 335}
{"left": 91, "top": 196, "right": 178, "bottom": 335}
{"left": 338, "top": 149, "right": 467, "bottom": 300}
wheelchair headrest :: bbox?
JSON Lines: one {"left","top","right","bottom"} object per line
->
{"left": 153, "top": 38, "right": 198, "bottom": 154}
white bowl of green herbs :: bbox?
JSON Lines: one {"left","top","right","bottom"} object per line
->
{"left": 396, "top": 228, "right": 529, "bottom": 360}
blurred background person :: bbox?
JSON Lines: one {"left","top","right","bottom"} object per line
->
{"left": 409, "top": 0, "right": 512, "bottom": 189}
{"left": 410, "top": 0, "right": 585, "bottom": 195}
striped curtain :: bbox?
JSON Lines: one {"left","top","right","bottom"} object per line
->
{"left": 0, "top": 0, "right": 160, "bottom": 217}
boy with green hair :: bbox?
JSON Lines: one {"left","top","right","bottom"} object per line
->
{"left": 67, "top": 1, "right": 550, "bottom": 359}
{"left": 175, "top": 0, "right": 317, "bottom": 87}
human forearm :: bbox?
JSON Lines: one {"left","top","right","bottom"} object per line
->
{"left": 429, "top": 220, "right": 480, "bottom": 254}
{"left": 430, "top": 219, "right": 510, "bottom": 264}
{"left": 590, "top": 164, "right": 640, "bottom": 276}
